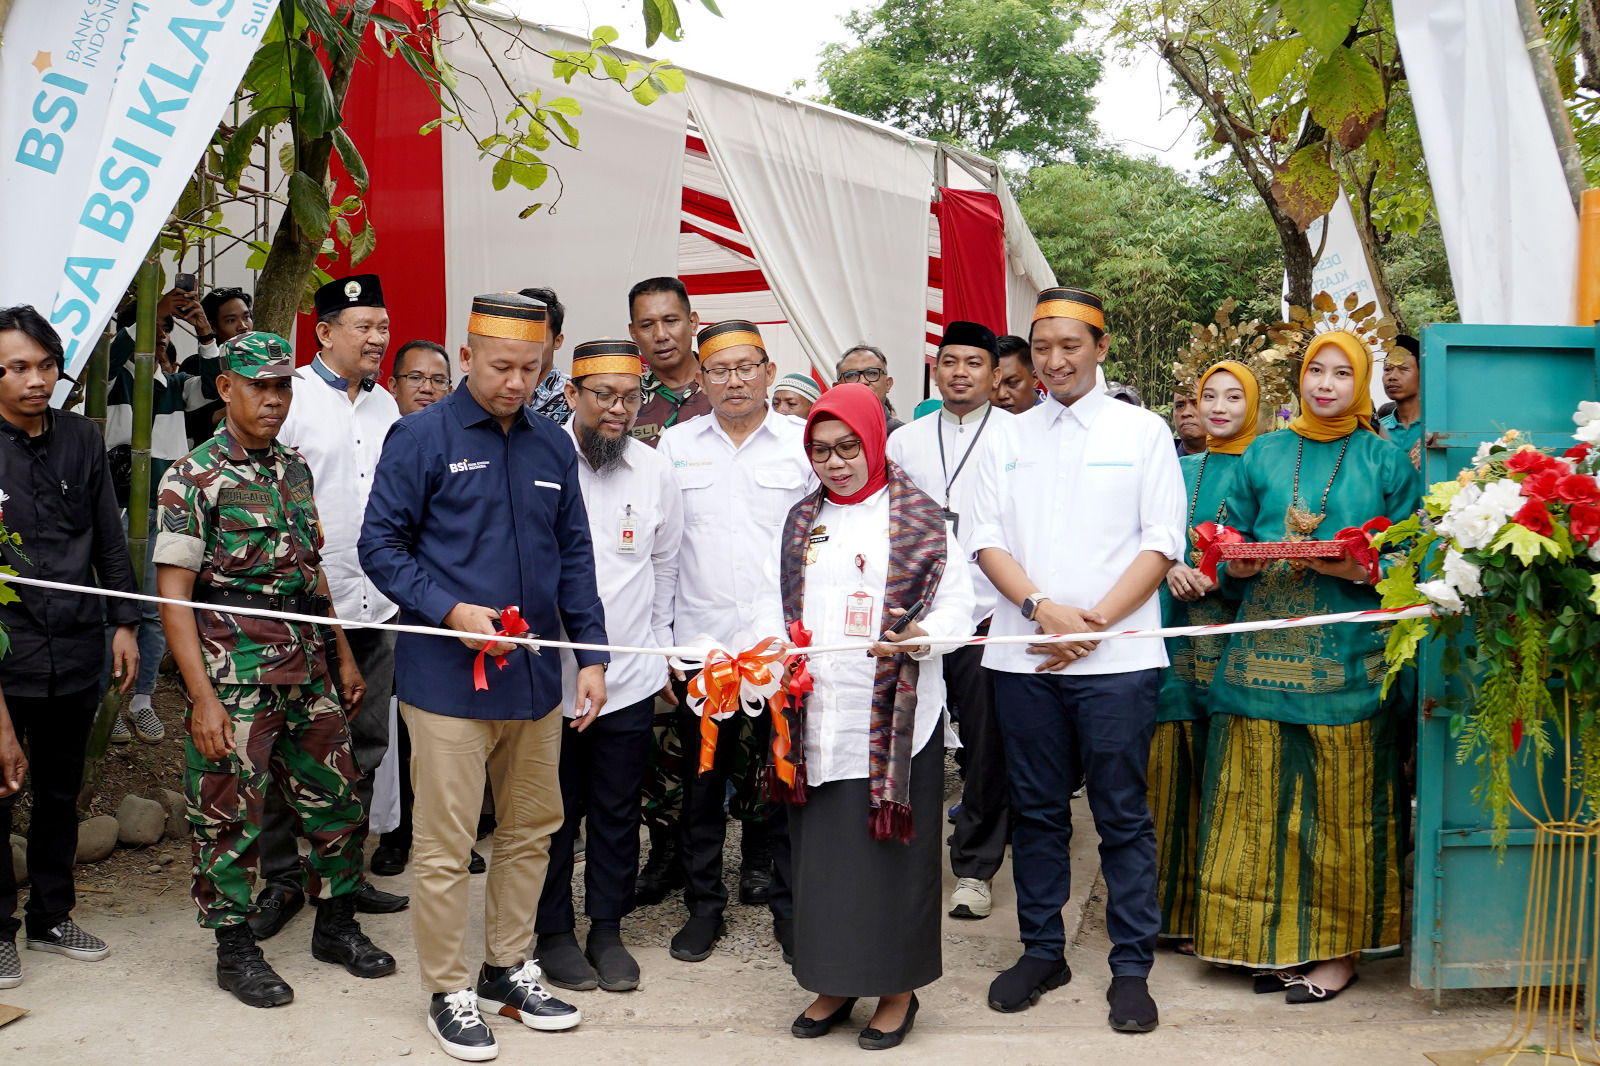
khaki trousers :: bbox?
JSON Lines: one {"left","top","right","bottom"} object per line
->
{"left": 402, "top": 703, "right": 563, "bottom": 993}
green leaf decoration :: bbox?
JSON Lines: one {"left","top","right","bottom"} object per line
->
{"left": 1282, "top": 0, "right": 1364, "bottom": 55}
{"left": 1269, "top": 144, "right": 1340, "bottom": 230}
{"left": 1308, "top": 47, "right": 1386, "bottom": 151}
{"left": 332, "top": 127, "right": 369, "bottom": 195}
{"left": 1248, "top": 37, "right": 1311, "bottom": 102}
{"left": 1376, "top": 564, "right": 1426, "bottom": 610}
{"left": 1491, "top": 522, "right": 1559, "bottom": 567}
{"left": 1424, "top": 479, "right": 1464, "bottom": 518}
{"left": 1589, "top": 573, "right": 1600, "bottom": 613}
{"left": 288, "top": 170, "right": 332, "bottom": 239}
{"left": 1380, "top": 617, "right": 1426, "bottom": 697}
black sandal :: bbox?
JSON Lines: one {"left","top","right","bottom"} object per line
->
{"left": 1285, "top": 972, "right": 1359, "bottom": 1004}
{"left": 1252, "top": 967, "right": 1307, "bottom": 994}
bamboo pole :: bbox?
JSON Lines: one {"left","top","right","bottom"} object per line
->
{"left": 1515, "top": 0, "right": 1589, "bottom": 211}
{"left": 83, "top": 321, "right": 112, "bottom": 432}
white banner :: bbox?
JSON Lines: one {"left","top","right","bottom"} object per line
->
{"left": 0, "top": 0, "right": 276, "bottom": 384}
{"left": 1394, "top": 0, "right": 1578, "bottom": 325}
{"left": 1285, "top": 188, "right": 1389, "bottom": 407}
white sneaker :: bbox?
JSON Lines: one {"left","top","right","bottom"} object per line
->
{"left": 949, "top": 877, "right": 993, "bottom": 919}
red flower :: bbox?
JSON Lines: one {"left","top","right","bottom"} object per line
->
{"left": 1571, "top": 502, "right": 1600, "bottom": 545}
{"left": 1558, "top": 474, "right": 1600, "bottom": 505}
{"left": 1513, "top": 498, "right": 1554, "bottom": 537}
{"left": 1566, "top": 443, "right": 1593, "bottom": 461}
{"left": 1512, "top": 719, "right": 1524, "bottom": 754}
{"left": 1506, "top": 449, "right": 1568, "bottom": 476}
{"left": 1521, "top": 470, "right": 1564, "bottom": 502}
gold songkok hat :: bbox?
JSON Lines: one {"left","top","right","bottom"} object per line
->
{"left": 696, "top": 319, "right": 764, "bottom": 362}
{"left": 572, "top": 339, "right": 643, "bottom": 379}
{"left": 468, "top": 292, "right": 547, "bottom": 344}
{"left": 1032, "top": 287, "right": 1105, "bottom": 331}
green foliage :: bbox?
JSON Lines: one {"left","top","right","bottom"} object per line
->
{"left": 816, "top": 0, "right": 1102, "bottom": 165}
{"left": 1308, "top": 46, "right": 1386, "bottom": 150}
{"left": 1280, "top": 0, "right": 1362, "bottom": 54}
{"left": 1014, "top": 154, "right": 1282, "bottom": 405}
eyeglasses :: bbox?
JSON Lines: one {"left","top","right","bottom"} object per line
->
{"left": 806, "top": 438, "right": 864, "bottom": 463}
{"left": 576, "top": 383, "right": 644, "bottom": 410}
{"left": 702, "top": 359, "right": 768, "bottom": 384}
{"left": 398, "top": 372, "right": 450, "bottom": 388}
{"left": 838, "top": 367, "right": 885, "bottom": 384}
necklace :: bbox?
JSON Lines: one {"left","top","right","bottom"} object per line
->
{"left": 1287, "top": 433, "right": 1352, "bottom": 537}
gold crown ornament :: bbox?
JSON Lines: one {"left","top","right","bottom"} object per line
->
{"left": 1170, "top": 298, "right": 1294, "bottom": 415}
{"left": 1269, "top": 290, "right": 1400, "bottom": 368}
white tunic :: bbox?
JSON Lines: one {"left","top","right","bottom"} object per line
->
{"left": 656, "top": 405, "right": 816, "bottom": 646}
{"left": 754, "top": 488, "right": 975, "bottom": 787}
{"left": 277, "top": 359, "right": 400, "bottom": 623}
{"left": 885, "top": 401, "right": 1010, "bottom": 625}
{"left": 968, "top": 387, "right": 1185, "bottom": 676}
{"left": 558, "top": 424, "right": 683, "bottom": 716}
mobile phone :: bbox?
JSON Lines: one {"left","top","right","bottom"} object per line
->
{"left": 175, "top": 273, "right": 196, "bottom": 293}
{"left": 885, "top": 598, "right": 928, "bottom": 635}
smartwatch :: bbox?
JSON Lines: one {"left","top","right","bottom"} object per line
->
{"left": 1021, "top": 593, "right": 1049, "bottom": 622}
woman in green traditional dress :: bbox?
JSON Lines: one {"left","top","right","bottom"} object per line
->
{"left": 1149, "top": 360, "right": 1262, "bottom": 954}
{"left": 1193, "top": 330, "right": 1421, "bottom": 1002}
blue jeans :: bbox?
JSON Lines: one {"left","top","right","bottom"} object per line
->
{"left": 992, "top": 669, "right": 1161, "bottom": 977}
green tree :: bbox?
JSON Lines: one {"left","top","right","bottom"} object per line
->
{"left": 816, "top": 0, "right": 1102, "bottom": 165}
{"left": 1015, "top": 155, "right": 1283, "bottom": 404}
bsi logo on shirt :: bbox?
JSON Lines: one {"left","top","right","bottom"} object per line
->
{"left": 449, "top": 458, "right": 490, "bottom": 474}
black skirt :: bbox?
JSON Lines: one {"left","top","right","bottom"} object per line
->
{"left": 789, "top": 737, "right": 943, "bottom": 997}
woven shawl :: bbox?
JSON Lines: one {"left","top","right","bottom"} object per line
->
{"left": 768, "top": 460, "right": 946, "bottom": 842}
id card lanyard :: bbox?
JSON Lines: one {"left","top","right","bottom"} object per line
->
{"left": 843, "top": 552, "right": 875, "bottom": 637}
{"left": 618, "top": 503, "right": 638, "bottom": 554}
{"left": 936, "top": 404, "right": 991, "bottom": 537}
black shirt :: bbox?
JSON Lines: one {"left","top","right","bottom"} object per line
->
{"left": 0, "top": 409, "right": 139, "bottom": 697}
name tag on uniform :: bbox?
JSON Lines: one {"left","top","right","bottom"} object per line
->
{"left": 941, "top": 508, "right": 960, "bottom": 538}
{"left": 843, "top": 591, "right": 875, "bottom": 637}
{"left": 618, "top": 508, "right": 638, "bottom": 554}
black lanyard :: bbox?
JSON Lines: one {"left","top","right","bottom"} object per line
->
{"left": 936, "top": 404, "right": 991, "bottom": 505}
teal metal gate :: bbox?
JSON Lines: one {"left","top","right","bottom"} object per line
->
{"left": 1413, "top": 323, "right": 1600, "bottom": 992}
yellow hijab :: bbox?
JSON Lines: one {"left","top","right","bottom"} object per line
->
{"left": 1288, "top": 331, "right": 1374, "bottom": 442}
{"left": 1196, "top": 360, "right": 1261, "bottom": 456}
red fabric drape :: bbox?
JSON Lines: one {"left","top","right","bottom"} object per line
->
{"left": 932, "top": 188, "right": 1007, "bottom": 336}
{"left": 294, "top": 2, "right": 446, "bottom": 377}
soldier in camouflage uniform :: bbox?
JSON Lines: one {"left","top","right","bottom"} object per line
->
{"left": 153, "top": 332, "right": 397, "bottom": 1008}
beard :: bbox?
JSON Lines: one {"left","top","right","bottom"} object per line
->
{"left": 577, "top": 421, "right": 629, "bottom": 474}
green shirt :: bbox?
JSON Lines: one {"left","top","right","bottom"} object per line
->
{"left": 1378, "top": 409, "right": 1422, "bottom": 470}
{"left": 1209, "top": 429, "right": 1422, "bottom": 726}
{"left": 1158, "top": 450, "right": 1244, "bottom": 723}
{"left": 152, "top": 428, "right": 326, "bottom": 686}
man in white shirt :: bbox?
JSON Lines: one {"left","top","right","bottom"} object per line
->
{"left": 253, "top": 274, "right": 408, "bottom": 938}
{"left": 531, "top": 340, "right": 683, "bottom": 994}
{"left": 969, "top": 288, "right": 1184, "bottom": 1033}
{"left": 656, "top": 319, "right": 815, "bottom": 964}
{"left": 887, "top": 320, "right": 1012, "bottom": 924}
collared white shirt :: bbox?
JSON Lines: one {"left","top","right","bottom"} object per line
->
{"left": 278, "top": 358, "right": 400, "bottom": 623}
{"left": 656, "top": 405, "right": 817, "bottom": 646}
{"left": 559, "top": 423, "right": 683, "bottom": 716}
{"left": 886, "top": 401, "right": 1010, "bottom": 624}
{"left": 753, "top": 488, "right": 975, "bottom": 785}
{"left": 969, "top": 387, "right": 1185, "bottom": 675}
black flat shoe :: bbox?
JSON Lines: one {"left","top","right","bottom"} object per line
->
{"left": 586, "top": 929, "right": 640, "bottom": 992}
{"left": 988, "top": 955, "right": 1070, "bottom": 1013}
{"left": 369, "top": 845, "right": 408, "bottom": 877}
{"left": 1253, "top": 966, "right": 1307, "bottom": 994}
{"left": 468, "top": 850, "right": 487, "bottom": 875}
{"left": 247, "top": 884, "right": 304, "bottom": 941}
{"left": 533, "top": 931, "right": 598, "bottom": 991}
{"left": 1106, "top": 975, "right": 1159, "bottom": 1032}
{"left": 352, "top": 881, "right": 410, "bottom": 914}
{"left": 1285, "top": 971, "right": 1359, "bottom": 1004}
{"left": 791, "top": 996, "right": 857, "bottom": 1038}
{"left": 669, "top": 916, "right": 726, "bottom": 962}
{"left": 858, "top": 994, "right": 918, "bottom": 1050}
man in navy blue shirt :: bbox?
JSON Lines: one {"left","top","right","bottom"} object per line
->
{"left": 360, "top": 292, "right": 609, "bottom": 1061}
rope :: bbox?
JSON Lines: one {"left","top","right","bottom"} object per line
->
{"left": 2, "top": 572, "right": 1434, "bottom": 658}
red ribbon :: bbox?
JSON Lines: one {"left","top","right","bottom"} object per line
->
{"left": 1332, "top": 517, "right": 1394, "bottom": 585}
{"left": 1193, "top": 521, "right": 1245, "bottom": 583}
{"left": 471, "top": 606, "right": 531, "bottom": 692}
{"left": 769, "top": 621, "right": 815, "bottom": 788}
{"left": 687, "top": 636, "right": 787, "bottom": 774}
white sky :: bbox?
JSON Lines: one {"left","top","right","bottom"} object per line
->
{"left": 493, "top": 0, "right": 1204, "bottom": 172}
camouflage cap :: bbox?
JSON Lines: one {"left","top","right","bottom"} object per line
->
{"left": 220, "top": 331, "right": 295, "bottom": 379}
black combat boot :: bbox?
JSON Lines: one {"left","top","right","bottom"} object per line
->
{"left": 738, "top": 819, "right": 772, "bottom": 905}
{"left": 215, "top": 923, "right": 294, "bottom": 1008}
{"left": 311, "top": 894, "right": 397, "bottom": 978}
{"left": 634, "top": 826, "right": 684, "bottom": 907}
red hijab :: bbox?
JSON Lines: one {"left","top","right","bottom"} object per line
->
{"left": 804, "top": 382, "right": 888, "bottom": 504}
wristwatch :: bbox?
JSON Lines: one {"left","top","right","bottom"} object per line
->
{"left": 1021, "top": 593, "right": 1050, "bottom": 622}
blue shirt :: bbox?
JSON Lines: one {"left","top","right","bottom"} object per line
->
{"left": 358, "top": 382, "right": 609, "bottom": 720}
{"left": 1378, "top": 409, "right": 1422, "bottom": 469}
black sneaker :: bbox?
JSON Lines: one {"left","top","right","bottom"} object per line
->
{"left": 669, "top": 915, "right": 726, "bottom": 962}
{"left": 215, "top": 923, "right": 294, "bottom": 1008}
{"left": 1106, "top": 974, "right": 1160, "bottom": 1032}
{"left": 585, "top": 927, "right": 640, "bottom": 992}
{"left": 429, "top": 989, "right": 498, "bottom": 1061}
{"left": 988, "top": 954, "right": 1070, "bottom": 1013}
{"left": 476, "top": 960, "right": 582, "bottom": 1031}
{"left": 25, "top": 918, "right": 110, "bottom": 961}
{"left": 0, "top": 941, "right": 19, "bottom": 988}
{"left": 531, "top": 931, "right": 598, "bottom": 991}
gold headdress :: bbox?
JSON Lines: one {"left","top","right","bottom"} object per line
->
{"left": 1170, "top": 298, "right": 1294, "bottom": 413}
{"left": 1269, "top": 290, "right": 1400, "bottom": 366}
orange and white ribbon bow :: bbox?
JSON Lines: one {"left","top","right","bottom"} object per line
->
{"left": 671, "top": 636, "right": 785, "bottom": 775}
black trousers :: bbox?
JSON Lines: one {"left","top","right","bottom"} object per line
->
{"left": 261, "top": 626, "right": 395, "bottom": 888}
{"left": 946, "top": 643, "right": 1011, "bottom": 879}
{"left": 0, "top": 684, "right": 100, "bottom": 941}
{"left": 674, "top": 676, "right": 793, "bottom": 924}
{"left": 535, "top": 696, "right": 654, "bottom": 933}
